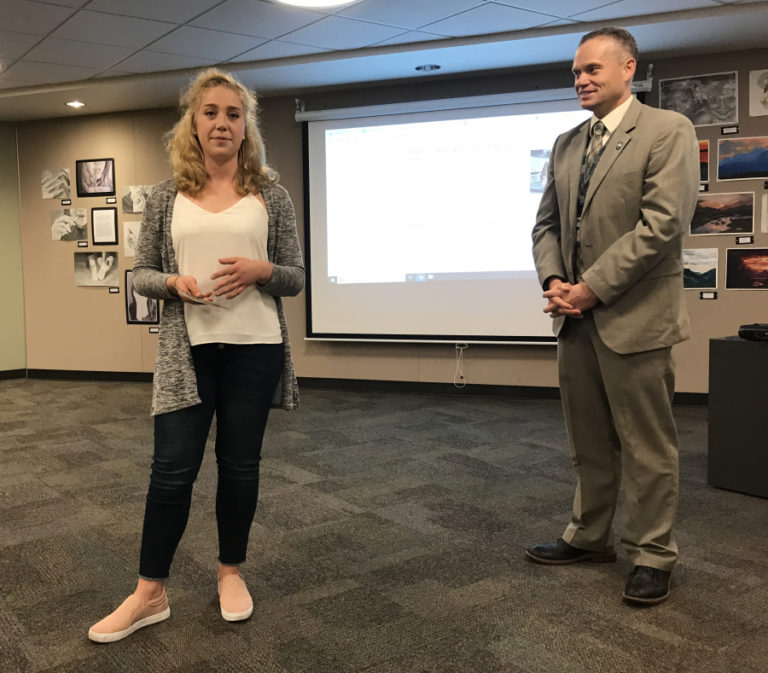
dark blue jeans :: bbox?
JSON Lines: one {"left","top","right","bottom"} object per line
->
{"left": 138, "top": 342, "right": 284, "bottom": 580}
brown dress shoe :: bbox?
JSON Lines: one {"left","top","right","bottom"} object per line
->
{"left": 525, "top": 538, "right": 617, "bottom": 565}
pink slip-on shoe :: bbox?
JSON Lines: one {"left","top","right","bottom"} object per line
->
{"left": 218, "top": 574, "right": 253, "bottom": 621}
{"left": 88, "top": 589, "right": 170, "bottom": 643}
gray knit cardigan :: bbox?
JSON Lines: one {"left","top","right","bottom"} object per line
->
{"left": 133, "top": 179, "right": 304, "bottom": 416}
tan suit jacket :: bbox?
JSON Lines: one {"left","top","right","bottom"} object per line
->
{"left": 532, "top": 98, "right": 699, "bottom": 354}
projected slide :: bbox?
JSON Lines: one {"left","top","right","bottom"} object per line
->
{"left": 324, "top": 111, "right": 586, "bottom": 285}
{"left": 306, "top": 99, "right": 590, "bottom": 341}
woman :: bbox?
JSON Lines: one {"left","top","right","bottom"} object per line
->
{"left": 89, "top": 68, "right": 303, "bottom": 643}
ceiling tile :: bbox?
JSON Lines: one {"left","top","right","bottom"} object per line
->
{"left": 570, "top": 0, "right": 721, "bottom": 20}
{"left": 539, "top": 17, "right": 580, "bottom": 27}
{"left": 493, "top": 1, "right": 623, "bottom": 18}
{"left": 3, "top": 60, "right": 102, "bottom": 84}
{"left": 227, "top": 39, "right": 330, "bottom": 62}
{"left": 0, "top": 29, "right": 41, "bottom": 59}
{"left": 85, "top": 0, "right": 224, "bottom": 23}
{"left": 336, "top": 0, "right": 485, "bottom": 30}
{"left": 191, "top": 0, "right": 324, "bottom": 39}
{"left": 0, "top": 0, "right": 77, "bottom": 35}
{"left": 52, "top": 10, "right": 176, "bottom": 49}
{"left": 280, "top": 15, "right": 406, "bottom": 50}
{"left": 371, "top": 30, "right": 451, "bottom": 47}
{"left": 38, "top": 0, "right": 90, "bottom": 6}
{"left": 25, "top": 38, "right": 136, "bottom": 69}
{"left": 150, "top": 26, "right": 266, "bottom": 60}
{"left": 422, "top": 3, "right": 558, "bottom": 37}
{"left": 116, "top": 49, "right": 217, "bottom": 74}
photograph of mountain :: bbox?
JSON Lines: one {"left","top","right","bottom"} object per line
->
{"left": 683, "top": 248, "right": 718, "bottom": 288}
{"left": 690, "top": 192, "right": 753, "bottom": 235}
{"left": 726, "top": 248, "right": 768, "bottom": 289}
{"left": 718, "top": 136, "right": 768, "bottom": 180}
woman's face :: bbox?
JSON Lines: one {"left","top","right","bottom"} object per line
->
{"left": 194, "top": 86, "right": 246, "bottom": 164}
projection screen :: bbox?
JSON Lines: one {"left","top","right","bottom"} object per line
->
{"left": 300, "top": 90, "right": 590, "bottom": 344}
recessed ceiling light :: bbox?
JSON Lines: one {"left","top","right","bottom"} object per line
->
{"left": 415, "top": 64, "right": 441, "bottom": 72}
{"left": 274, "top": 0, "right": 358, "bottom": 7}
{"left": 66, "top": 100, "right": 86, "bottom": 109}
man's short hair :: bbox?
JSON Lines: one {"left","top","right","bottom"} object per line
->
{"left": 579, "top": 26, "right": 639, "bottom": 61}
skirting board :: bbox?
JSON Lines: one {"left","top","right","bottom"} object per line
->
{"left": 2, "top": 371, "right": 707, "bottom": 405}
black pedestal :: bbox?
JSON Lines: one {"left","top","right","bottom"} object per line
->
{"left": 708, "top": 337, "right": 768, "bottom": 498}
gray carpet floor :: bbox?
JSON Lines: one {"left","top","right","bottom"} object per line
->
{"left": 0, "top": 378, "right": 766, "bottom": 673}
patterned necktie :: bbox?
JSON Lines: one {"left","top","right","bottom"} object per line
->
{"left": 583, "top": 120, "right": 606, "bottom": 183}
{"left": 578, "top": 121, "right": 606, "bottom": 212}
{"left": 576, "top": 121, "right": 606, "bottom": 217}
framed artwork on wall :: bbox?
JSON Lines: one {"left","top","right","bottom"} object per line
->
{"left": 91, "top": 207, "right": 118, "bottom": 245}
{"left": 50, "top": 208, "right": 87, "bottom": 241}
{"left": 683, "top": 248, "right": 718, "bottom": 289}
{"left": 122, "top": 185, "right": 153, "bottom": 214}
{"left": 74, "top": 251, "right": 118, "bottom": 287}
{"left": 748, "top": 69, "right": 768, "bottom": 117}
{"left": 76, "top": 158, "right": 115, "bottom": 197}
{"left": 41, "top": 168, "right": 71, "bottom": 199}
{"left": 717, "top": 137, "right": 768, "bottom": 181}
{"left": 725, "top": 248, "right": 768, "bottom": 289}
{"left": 699, "top": 140, "right": 709, "bottom": 183}
{"left": 659, "top": 71, "right": 737, "bottom": 127}
{"left": 125, "top": 270, "right": 159, "bottom": 324}
{"left": 690, "top": 192, "right": 754, "bottom": 236}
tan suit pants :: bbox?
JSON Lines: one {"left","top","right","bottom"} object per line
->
{"left": 557, "top": 313, "right": 679, "bottom": 571}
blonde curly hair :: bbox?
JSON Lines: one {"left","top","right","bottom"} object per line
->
{"left": 166, "top": 67, "right": 276, "bottom": 196}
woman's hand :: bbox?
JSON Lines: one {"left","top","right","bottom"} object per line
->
{"left": 211, "top": 257, "right": 273, "bottom": 299}
{"left": 167, "top": 274, "right": 212, "bottom": 302}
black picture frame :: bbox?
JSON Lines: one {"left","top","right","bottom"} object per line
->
{"left": 76, "top": 158, "right": 116, "bottom": 197}
{"left": 91, "top": 207, "right": 118, "bottom": 245}
{"left": 125, "top": 270, "right": 159, "bottom": 325}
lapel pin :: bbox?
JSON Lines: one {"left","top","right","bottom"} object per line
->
{"left": 616, "top": 141, "right": 623, "bottom": 150}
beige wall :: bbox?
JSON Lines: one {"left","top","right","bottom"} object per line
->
{"left": 18, "top": 109, "right": 176, "bottom": 372}
{"left": 647, "top": 49, "right": 768, "bottom": 393}
{"left": 11, "top": 47, "right": 768, "bottom": 391}
{"left": 0, "top": 123, "right": 25, "bottom": 372}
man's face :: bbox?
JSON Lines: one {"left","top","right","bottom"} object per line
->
{"left": 572, "top": 36, "right": 636, "bottom": 119}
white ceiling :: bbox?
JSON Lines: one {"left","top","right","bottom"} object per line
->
{"left": 0, "top": 0, "right": 766, "bottom": 121}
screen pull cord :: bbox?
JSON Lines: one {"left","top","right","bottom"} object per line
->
{"left": 454, "top": 343, "right": 468, "bottom": 388}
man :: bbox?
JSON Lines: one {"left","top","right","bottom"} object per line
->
{"left": 528, "top": 27, "right": 699, "bottom": 605}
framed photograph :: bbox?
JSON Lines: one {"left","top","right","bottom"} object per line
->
{"left": 763, "top": 195, "right": 768, "bottom": 234}
{"left": 122, "top": 185, "right": 153, "bottom": 214}
{"left": 76, "top": 158, "right": 115, "bottom": 197}
{"left": 699, "top": 140, "right": 709, "bottom": 183}
{"left": 51, "top": 208, "right": 87, "bottom": 241}
{"left": 123, "top": 220, "right": 141, "bottom": 257}
{"left": 74, "top": 251, "right": 118, "bottom": 287}
{"left": 683, "top": 248, "right": 718, "bottom": 289}
{"left": 125, "top": 270, "right": 159, "bottom": 324}
{"left": 659, "top": 71, "right": 737, "bottom": 127}
{"left": 717, "top": 137, "right": 768, "bottom": 181}
{"left": 748, "top": 69, "right": 768, "bottom": 117}
{"left": 690, "top": 192, "right": 753, "bottom": 236}
{"left": 41, "top": 168, "right": 71, "bottom": 199}
{"left": 725, "top": 248, "right": 768, "bottom": 289}
{"left": 91, "top": 207, "right": 118, "bottom": 245}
